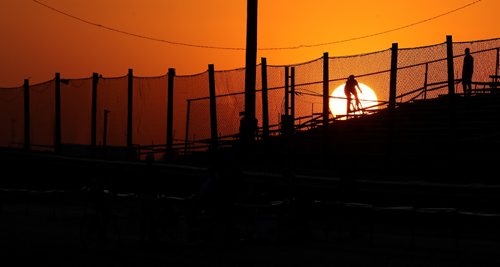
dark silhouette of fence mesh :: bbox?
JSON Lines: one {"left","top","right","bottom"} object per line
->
{"left": 30, "top": 80, "right": 56, "bottom": 151}
{"left": 132, "top": 75, "right": 168, "bottom": 147}
{"left": 0, "top": 85, "right": 24, "bottom": 148}
{"left": 61, "top": 78, "right": 92, "bottom": 145}
{"left": 0, "top": 38, "right": 499, "bottom": 155}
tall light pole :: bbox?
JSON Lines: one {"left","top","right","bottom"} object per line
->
{"left": 241, "top": 0, "right": 258, "bottom": 145}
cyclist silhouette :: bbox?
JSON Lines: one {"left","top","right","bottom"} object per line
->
{"left": 344, "top": 75, "right": 363, "bottom": 114}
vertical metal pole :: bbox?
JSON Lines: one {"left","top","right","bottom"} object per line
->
{"left": 23, "top": 79, "right": 30, "bottom": 151}
{"left": 321, "top": 53, "right": 330, "bottom": 167}
{"left": 495, "top": 48, "right": 499, "bottom": 88}
{"left": 184, "top": 100, "right": 191, "bottom": 154}
{"left": 127, "top": 68, "right": 133, "bottom": 148}
{"left": 54, "top": 73, "right": 61, "bottom": 153}
{"left": 386, "top": 43, "right": 399, "bottom": 166}
{"left": 446, "top": 35, "right": 455, "bottom": 96}
{"left": 241, "top": 0, "right": 258, "bottom": 143}
{"left": 91, "top": 73, "right": 98, "bottom": 157}
{"left": 284, "top": 66, "right": 289, "bottom": 116}
{"left": 208, "top": 64, "right": 218, "bottom": 150}
{"left": 103, "top": 110, "right": 110, "bottom": 148}
{"left": 423, "top": 63, "right": 429, "bottom": 100}
{"left": 261, "top": 57, "right": 269, "bottom": 140}
{"left": 323, "top": 52, "right": 329, "bottom": 127}
{"left": 290, "top": 67, "right": 295, "bottom": 124}
{"left": 495, "top": 48, "right": 500, "bottom": 76}
{"left": 446, "top": 35, "right": 457, "bottom": 167}
{"left": 389, "top": 43, "right": 398, "bottom": 110}
{"left": 166, "top": 68, "right": 175, "bottom": 155}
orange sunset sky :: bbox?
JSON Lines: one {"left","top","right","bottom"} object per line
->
{"left": 1, "top": 0, "right": 499, "bottom": 87}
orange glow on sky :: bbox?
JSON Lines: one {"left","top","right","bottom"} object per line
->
{"left": 1, "top": 0, "right": 499, "bottom": 86}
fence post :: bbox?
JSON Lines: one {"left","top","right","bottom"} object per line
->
{"left": 103, "top": 109, "right": 110, "bottom": 148}
{"left": 423, "top": 63, "right": 429, "bottom": 100}
{"left": 127, "top": 68, "right": 133, "bottom": 149}
{"left": 208, "top": 64, "right": 218, "bottom": 150}
{"left": 495, "top": 48, "right": 499, "bottom": 88}
{"left": 389, "top": 43, "right": 398, "bottom": 110}
{"left": 55, "top": 73, "right": 61, "bottom": 153}
{"left": 446, "top": 35, "right": 457, "bottom": 167}
{"left": 184, "top": 100, "right": 191, "bottom": 154}
{"left": 284, "top": 66, "right": 289, "bottom": 116}
{"left": 281, "top": 66, "right": 293, "bottom": 137}
{"left": 386, "top": 43, "right": 399, "bottom": 165}
{"left": 184, "top": 99, "right": 191, "bottom": 154}
{"left": 166, "top": 68, "right": 175, "bottom": 155}
{"left": 91, "top": 73, "right": 98, "bottom": 157}
{"left": 446, "top": 35, "right": 455, "bottom": 96}
{"left": 23, "top": 79, "right": 30, "bottom": 151}
{"left": 321, "top": 53, "right": 330, "bottom": 169}
{"left": 261, "top": 57, "right": 269, "bottom": 140}
{"left": 291, "top": 66, "right": 295, "bottom": 125}
{"left": 242, "top": 0, "right": 258, "bottom": 145}
{"left": 323, "top": 52, "right": 329, "bottom": 127}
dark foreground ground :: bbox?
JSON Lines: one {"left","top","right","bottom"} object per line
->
{"left": 1, "top": 186, "right": 500, "bottom": 267}
{"left": 3, "top": 91, "right": 500, "bottom": 266}
{"left": 1, "top": 147, "right": 500, "bottom": 266}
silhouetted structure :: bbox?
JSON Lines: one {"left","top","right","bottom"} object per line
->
{"left": 241, "top": 0, "right": 259, "bottom": 146}
{"left": 3, "top": 37, "right": 500, "bottom": 155}
{"left": 462, "top": 48, "right": 474, "bottom": 96}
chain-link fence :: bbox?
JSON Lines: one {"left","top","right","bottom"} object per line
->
{"left": 1, "top": 38, "right": 499, "bottom": 157}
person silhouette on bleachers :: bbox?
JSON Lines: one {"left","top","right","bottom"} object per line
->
{"left": 344, "top": 75, "right": 363, "bottom": 114}
{"left": 462, "top": 48, "right": 474, "bottom": 97}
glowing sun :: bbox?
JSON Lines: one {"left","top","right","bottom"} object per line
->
{"left": 329, "top": 83, "right": 378, "bottom": 118}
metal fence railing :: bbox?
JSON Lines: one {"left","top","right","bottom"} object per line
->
{"left": 1, "top": 37, "right": 499, "bottom": 158}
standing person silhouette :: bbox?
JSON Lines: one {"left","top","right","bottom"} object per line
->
{"left": 462, "top": 48, "right": 474, "bottom": 97}
{"left": 344, "top": 75, "right": 363, "bottom": 114}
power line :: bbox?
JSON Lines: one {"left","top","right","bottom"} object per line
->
{"left": 270, "top": 0, "right": 483, "bottom": 50}
{"left": 271, "top": 0, "right": 484, "bottom": 50}
{"left": 31, "top": 0, "right": 483, "bottom": 51}
{"left": 31, "top": 0, "right": 245, "bottom": 51}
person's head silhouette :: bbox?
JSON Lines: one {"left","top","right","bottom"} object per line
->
{"left": 465, "top": 48, "right": 470, "bottom": 55}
